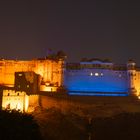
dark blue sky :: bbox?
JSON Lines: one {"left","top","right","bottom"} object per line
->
{"left": 0, "top": 0, "right": 140, "bottom": 64}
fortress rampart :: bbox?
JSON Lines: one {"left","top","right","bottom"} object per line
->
{"left": 0, "top": 58, "right": 64, "bottom": 89}
{"left": 64, "top": 59, "right": 140, "bottom": 96}
{"left": 0, "top": 57, "right": 140, "bottom": 112}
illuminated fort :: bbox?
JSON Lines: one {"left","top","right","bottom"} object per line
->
{"left": 0, "top": 52, "right": 65, "bottom": 112}
{"left": 64, "top": 59, "right": 140, "bottom": 96}
{"left": 0, "top": 53, "right": 140, "bottom": 112}
{"left": 0, "top": 58, "right": 64, "bottom": 89}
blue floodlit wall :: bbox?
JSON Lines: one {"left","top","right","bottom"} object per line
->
{"left": 64, "top": 69, "right": 129, "bottom": 95}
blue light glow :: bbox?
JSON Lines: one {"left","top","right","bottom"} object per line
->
{"left": 68, "top": 92, "right": 128, "bottom": 96}
{"left": 64, "top": 69, "right": 129, "bottom": 96}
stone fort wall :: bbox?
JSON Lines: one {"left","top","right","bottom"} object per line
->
{"left": 64, "top": 69, "right": 128, "bottom": 93}
{"left": 0, "top": 59, "right": 63, "bottom": 88}
{"left": 39, "top": 94, "right": 140, "bottom": 117}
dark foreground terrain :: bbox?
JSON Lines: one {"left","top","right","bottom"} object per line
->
{"left": 0, "top": 110, "right": 42, "bottom": 140}
{"left": 1, "top": 108, "right": 140, "bottom": 140}
{"left": 33, "top": 107, "right": 140, "bottom": 140}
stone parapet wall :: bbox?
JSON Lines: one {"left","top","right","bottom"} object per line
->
{"left": 39, "top": 94, "right": 140, "bottom": 117}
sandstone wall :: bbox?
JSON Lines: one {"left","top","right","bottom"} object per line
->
{"left": 39, "top": 95, "right": 140, "bottom": 117}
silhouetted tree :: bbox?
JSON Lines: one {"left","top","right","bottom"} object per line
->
{"left": 0, "top": 110, "right": 42, "bottom": 140}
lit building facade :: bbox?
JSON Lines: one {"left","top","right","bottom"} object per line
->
{"left": 2, "top": 89, "right": 29, "bottom": 112}
{"left": 0, "top": 58, "right": 64, "bottom": 91}
{"left": 1, "top": 55, "right": 140, "bottom": 112}
{"left": 0, "top": 55, "right": 65, "bottom": 112}
{"left": 64, "top": 59, "right": 140, "bottom": 96}
{"left": 2, "top": 89, "right": 39, "bottom": 112}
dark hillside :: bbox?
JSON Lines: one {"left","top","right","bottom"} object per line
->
{"left": 0, "top": 110, "right": 42, "bottom": 140}
{"left": 34, "top": 108, "right": 140, "bottom": 140}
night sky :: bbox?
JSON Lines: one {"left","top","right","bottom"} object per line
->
{"left": 0, "top": 0, "right": 140, "bottom": 64}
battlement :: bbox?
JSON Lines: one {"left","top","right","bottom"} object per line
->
{"left": 1, "top": 56, "right": 140, "bottom": 112}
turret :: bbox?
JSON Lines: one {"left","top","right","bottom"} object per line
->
{"left": 57, "top": 51, "right": 67, "bottom": 87}
{"left": 127, "top": 60, "right": 137, "bottom": 95}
